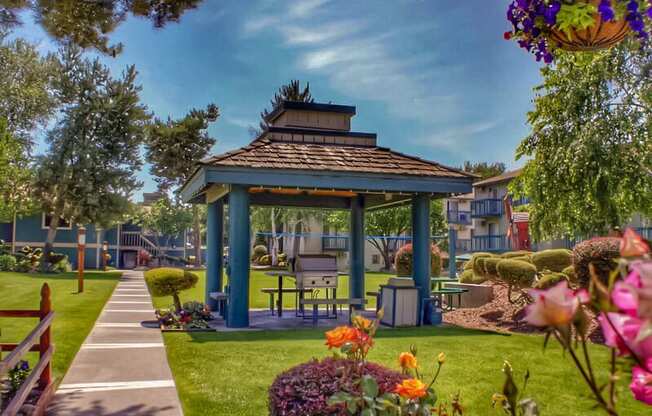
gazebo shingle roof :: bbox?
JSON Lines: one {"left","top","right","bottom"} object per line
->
{"left": 202, "top": 136, "right": 471, "bottom": 179}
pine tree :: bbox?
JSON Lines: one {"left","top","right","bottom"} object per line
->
{"left": 259, "top": 80, "right": 314, "bottom": 131}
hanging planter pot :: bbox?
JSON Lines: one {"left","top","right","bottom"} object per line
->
{"left": 549, "top": 0, "right": 630, "bottom": 51}
{"left": 505, "top": 0, "right": 651, "bottom": 63}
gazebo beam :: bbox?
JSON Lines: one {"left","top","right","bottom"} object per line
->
{"left": 411, "top": 194, "right": 431, "bottom": 324}
{"left": 205, "top": 199, "right": 224, "bottom": 311}
{"left": 349, "top": 195, "right": 365, "bottom": 308}
{"left": 226, "top": 185, "right": 250, "bottom": 328}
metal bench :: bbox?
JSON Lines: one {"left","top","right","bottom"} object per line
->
{"left": 260, "top": 288, "right": 310, "bottom": 315}
{"left": 209, "top": 291, "right": 228, "bottom": 317}
{"left": 300, "top": 298, "right": 367, "bottom": 325}
{"left": 431, "top": 288, "right": 469, "bottom": 311}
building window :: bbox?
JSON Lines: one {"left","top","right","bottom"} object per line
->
{"left": 371, "top": 254, "right": 380, "bottom": 265}
{"left": 42, "top": 213, "right": 72, "bottom": 230}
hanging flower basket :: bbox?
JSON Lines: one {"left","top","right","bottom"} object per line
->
{"left": 505, "top": 0, "right": 652, "bottom": 63}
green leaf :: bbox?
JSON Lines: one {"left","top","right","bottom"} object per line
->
{"left": 361, "top": 375, "right": 379, "bottom": 398}
{"left": 347, "top": 398, "right": 359, "bottom": 414}
{"left": 327, "top": 392, "right": 351, "bottom": 405}
{"left": 361, "top": 409, "right": 376, "bottom": 416}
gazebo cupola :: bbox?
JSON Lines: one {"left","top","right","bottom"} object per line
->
{"left": 180, "top": 100, "right": 474, "bottom": 328}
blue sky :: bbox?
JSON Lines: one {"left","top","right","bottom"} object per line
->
{"left": 14, "top": 0, "right": 543, "bottom": 201}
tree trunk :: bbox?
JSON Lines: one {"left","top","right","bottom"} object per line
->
{"left": 173, "top": 292, "right": 182, "bottom": 312}
{"left": 292, "top": 214, "right": 302, "bottom": 263}
{"left": 381, "top": 239, "right": 392, "bottom": 271}
{"left": 42, "top": 208, "right": 62, "bottom": 273}
{"left": 192, "top": 205, "right": 201, "bottom": 267}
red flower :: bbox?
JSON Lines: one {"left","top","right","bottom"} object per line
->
{"left": 503, "top": 31, "right": 513, "bottom": 40}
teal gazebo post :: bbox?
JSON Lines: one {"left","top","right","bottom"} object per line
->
{"left": 226, "top": 185, "right": 250, "bottom": 328}
{"left": 448, "top": 227, "right": 457, "bottom": 279}
{"left": 205, "top": 199, "right": 224, "bottom": 311}
{"left": 411, "top": 194, "right": 431, "bottom": 324}
{"left": 349, "top": 195, "right": 365, "bottom": 309}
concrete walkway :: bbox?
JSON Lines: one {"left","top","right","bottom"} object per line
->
{"left": 49, "top": 270, "right": 183, "bottom": 416}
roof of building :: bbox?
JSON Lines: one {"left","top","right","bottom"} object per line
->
{"left": 449, "top": 192, "right": 474, "bottom": 200}
{"left": 200, "top": 130, "right": 473, "bottom": 179}
{"left": 473, "top": 169, "right": 522, "bottom": 187}
{"left": 264, "top": 101, "right": 356, "bottom": 123}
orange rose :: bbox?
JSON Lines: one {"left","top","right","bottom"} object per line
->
{"left": 394, "top": 378, "right": 427, "bottom": 399}
{"left": 352, "top": 315, "right": 373, "bottom": 331}
{"left": 325, "top": 326, "right": 357, "bottom": 349}
{"left": 398, "top": 352, "right": 418, "bottom": 370}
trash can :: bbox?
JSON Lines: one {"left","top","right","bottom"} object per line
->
{"left": 379, "top": 278, "right": 419, "bottom": 327}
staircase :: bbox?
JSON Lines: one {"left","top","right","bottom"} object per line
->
{"left": 120, "top": 231, "right": 161, "bottom": 258}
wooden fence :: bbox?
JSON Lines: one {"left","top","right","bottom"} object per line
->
{"left": 0, "top": 283, "right": 55, "bottom": 416}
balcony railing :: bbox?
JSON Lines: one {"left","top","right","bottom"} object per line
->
{"left": 455, "top": 238, "right": 472, "bottom": 253}
{"left": 447, "top": 210, "right": 472, "bottom": 225}
{"left": 322, "top": 235, "right": 349, "bottom": 251}
{"left": 472, "top": 235, "right": 511, "bottom": 252}
{"left": 471, "top": 199, "right": 504, "bottom": 217}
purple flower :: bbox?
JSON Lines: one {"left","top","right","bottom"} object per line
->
{"left": 628, "top": 0, "right": 639, "bottom": 12}
{"left": 598, "top": 0, "right": 615, "bottom": 21}
{"left": 648, "top": 1, "right": 652, "bottom": 19}
{"left": 19, "top": 361, "right": 29, "bottom": 371}
{"left": 544, "top": 1, "right": 562, "bottom": 25}
{"left": 543, "top": 52, "right": 554, "bottom": 64}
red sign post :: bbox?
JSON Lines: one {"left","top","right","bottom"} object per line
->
{"left": 77, "top": 227, "right": 86, "bottom": 293}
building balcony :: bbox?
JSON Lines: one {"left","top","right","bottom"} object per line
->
{"left": 322, "top": 235, "right": 349, "bottom": 251}
{"left": 472, "top": 235, "right": 511, "bottom": 252}
{"left": 471, "top": 199, "right": 504, "bottom": 217}
{"left": 455, "top": 238, "right": 472, "bottom": 254}
{"left": 447, "top": 210, "right": 472, "bottom": 225}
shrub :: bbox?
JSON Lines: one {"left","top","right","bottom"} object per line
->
{"left": 459, "top": 269, "right": 488, "bottom": 284}
{"left": 463, "top": 260, "right": 474, "bottom": 270}
{"left": 258, "top": 254, "right": 272, "bottom": 266}
{"left": 0, "top": 254, "right": 17, "bottom": 271}
{"left": 501, "top": 251, "right": 532, "bottom": 259}
{"left": 269, "top": 357, "right": 406, "bottom": 416}
{"left": 483, "top": 257, "right": 501, "bottom": 278}
{"left": 51, "top": 256, "right": 72, "bottom": 273}
{"left": 394, "top": 243, "right": 441, "bottom": 277}
{"left": 145, "top": 267, "right": 198, "bottom": 311}
{"left": 471, "top": 252, "right": 494, "bottom": 276}
{"left": 277, "top": 252, "right": 287, "bottom": 262}
{"left": 14, "top": 246, "right": 42, "bottom": 272}
{"left": 572, "top": 237, "right": 620, "bottom": 287}
{"left": 496, "top": 259, "right": 537, "bottom": 288}
{"left": 252, "top": 245, "right": 268, "bottom": 262}
{"left": 562, "top": 265, "right": 577, "bottom": 284}
{"left": 531, "top": 249, "right": 572, "bottom": 273}
{"left": 534, "top": 272, "right": 569, "bottom": 290}
{"left": 0, "top": 239, "right": 10, "bottom": 256}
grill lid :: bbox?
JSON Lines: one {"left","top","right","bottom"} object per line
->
{"left": 295, "top": 255, "right": 337, "bottom": 272}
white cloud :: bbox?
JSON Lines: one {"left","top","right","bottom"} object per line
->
{"left": 415, "top": 121, "right": 500, "bottom": 154}
{"left": 288, "top": 0, "right": 331, "bottom": 18}
{"left": 224, "top": 116, "right": 257, "bottom": 129}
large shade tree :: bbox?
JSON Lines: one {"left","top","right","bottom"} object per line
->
{"left": 138, "top": 196, "right": 193, "bottom": 257}
{"left": 0, "top": 33, "right": 58, "bottom": 148}
{"left": 512, "top": 40, "right": 652, "bottom": 241}
{"left": 0, "top": 118, "right": 36, "bottom": 222}
{"left": 34, "top": 46, "right": 149, "bottom": 267}
{"left": 145, "top": 104, "right": 219, "bottom": 266}
{"left": 461, "top": 161, "right": 506, "bottom": 180}
{"left": 1, "top": 0, "right": 204, "bottom": 55}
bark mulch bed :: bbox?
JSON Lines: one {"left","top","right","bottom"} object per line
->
{"left": 443, "top": 285, "right": 604, "bottom": 343}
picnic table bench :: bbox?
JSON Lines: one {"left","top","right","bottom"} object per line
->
{"left": 299, "top": 298, "right": 367, "bottom": 325}
{"left": 431, "top": 287, "right": 469, "bottom": 311}
{"left": 260, "top": 287, "right": 312, "bottom": 315}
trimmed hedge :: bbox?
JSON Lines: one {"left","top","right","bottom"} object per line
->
{"left": 531, "top": 249, "right": 572, "bottom": 272}
{"left": 496, "top": 259, "right": 537, "bottom": 288}
{"left": 562, "top": 265, "right": 577, "bottom": 284}
{"left": 534, "top": 272, "right": 569, "bottom": 290}
{"left": 252, "top": 245, "right": 268, "bottom": 262}
{"left": 483, "top": 257, "right": 501, "bottom": 277}
{"left": 459, "top": 269, "right": 488, "bottom": 284}
{"left": 145, "top": 267, "right": 198, "bottom": 311}
{"left": 471, "top": 252, "right": 494, "bottom": 276}
{"left": 0, "top": 254, "right": 17, "bottom": 271}
{"left": 395, "top": 243, "right": 441, "bottom": 277}
{"left": 572, "top": 237, "right": 620, "bottom": 287}
{"left": 501, "top": 251, "right": 532, "bottom": 259}
{"left": 258, "top": 254, "right": 272, "bottom": 266}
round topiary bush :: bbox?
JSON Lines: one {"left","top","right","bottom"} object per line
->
{"left": 459, "top": 269, "right": 488, "bottom": 284}
{"left": 572, "top": 237, "right": 620, "bottom": 287}
{"left": 394, "top": 243, "right": 441, "bottom": 277}
{"left": 474, "top": 257, "right": 489, "bottom": 277}
{"left": 531, "top": 249, "right": 572, "bottom": 273}
{"left": 534, "top": 272, "right": 569, "bottom": 290}
{"left": 269, "top": 357, "right": 406, "bottom": 416}
{"left": 471, "top": 253, "right": 494, "bottom": 276}
{"left": 463, "top": 260, "right": 473, "bottom": 270}
{"left": 483, "top": 257, "right": 501, "bottom": 278}
{"left": 0, "top": 254, "right": 17, "bottom": 271}
{"left": 252, "top": 245, "right": 268, "bottom": 262}
{"left": 145, "top": 267, "right": 198, "bottom": 311}
{"left": 496, "top": 259, "right": 537, "bottom": 288}
{"left": 258, "top": 254, "right": 272, "bottom": 266}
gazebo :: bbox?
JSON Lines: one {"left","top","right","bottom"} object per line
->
{"left": 180, "top": 101, "right": 474, "bottom": 328}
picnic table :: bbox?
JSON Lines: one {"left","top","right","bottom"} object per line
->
{"left": 264, "top": 270, "right": 298, "bottom": 317}
{"left": 431, "top": 277, "right": 458, "bottom": 291}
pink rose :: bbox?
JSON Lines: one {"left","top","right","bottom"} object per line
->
{"left": 612, "top": 261, "right": 652, "bottom": 320}
{"left": 630, "top": 365, "right": 652, "bottom": 405}
{"left": 525, "top": 281, "right": 579, "bottom": 327}
{"left": 599, "top": 313, "right": 652, "bottom": 360}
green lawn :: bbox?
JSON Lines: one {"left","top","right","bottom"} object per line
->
{"left": 0, "top": 270, "right": 121, "bottom": 382}
{"left": 150, "top": 269, "right": 394, "bottom": 310}
{"left": 163, "top": 327, "right": 646, "bottom": 415}
{"left": 155, "top": 270, "right": 647, "bottom": 415}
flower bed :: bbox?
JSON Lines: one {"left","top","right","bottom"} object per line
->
{"left": 155, "top": 300, "right": 214, "bottom": 332}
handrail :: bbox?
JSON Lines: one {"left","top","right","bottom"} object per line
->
{"left": 0, "top": 283, "right": 54, "bottom": 416}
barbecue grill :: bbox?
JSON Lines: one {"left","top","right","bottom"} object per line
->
{"left": 294, "top": 255, "right": 339, "bottom": 290}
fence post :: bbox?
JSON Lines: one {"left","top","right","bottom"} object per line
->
{"left": 39, "top": 283, "right": 52, "bottom": 388}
